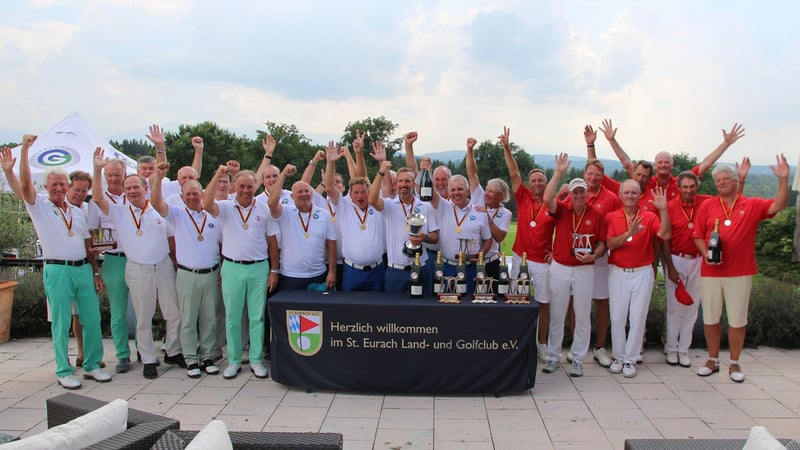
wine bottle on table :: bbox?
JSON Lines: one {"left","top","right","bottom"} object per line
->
{"left": 456, "top": 252, "right": 467, "bottom": 294}
{"left": 707, "top": 219, "right": 723, "bottom": 264}
{"left": 419, "top": 168, "right": 433, "bottom": 202}
{"left": 497, "top": 252, "right": 509, "bottom": 297}
{"left": 517, "top": 252, "right": 529, "bottom": 294}
{"left": 410, "top": 253, "right": 423, "bottom": 298}
{"left": 433, "top": 250, "right": 444, "bottom": 294}
{"left": 475, "top": 252, "right": 486, "bottom": 280}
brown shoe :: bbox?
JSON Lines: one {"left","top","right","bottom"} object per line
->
{"left": 729, "top": 364, "right": 745, "bottom": 383}
{"left": 697, "top": 359, "right": 720, "bottom": 377}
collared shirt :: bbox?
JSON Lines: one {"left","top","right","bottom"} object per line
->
{"left": 25, "top": 194, "right": 89, "bottom": 260}
{"left": 666, "top": 194, "right": 711, "bottom": 257}
{"left": 437, "top": 201, "right": 491, "bottom": 261}
{"left": 602, "top": 176, "right": 656, "bottom": 214}
{"left": 646, "top": 165, "right": 701, "bottom": 202}
{"left": 606, "top": 208, "right": 661, "bottom": 268}
{"left": 215, "top": 198, "right": 275, "bottom": 261}
{"left": 469, "top": 185, "right": 512, "bottom": 259}
{"left": 332, "top": 194, "right": 385, "bottom": 265}
{"left": 273, "top": 204, "right": 336, "bottom": 278}
{"left": 550, "top": 202, "right": 606, "bottom": 267}
{"left": 166, "top": 205, "right": 222, "bottom": 268}
{"left": 106, "top": 199, "right": 170, "bottom": 264}
{"left": 512, "top": 186, "right": 556, "bottom": 263}
{"left": 383, "top": 197, "right": 438, "bottom": 266}
{"left": 89, "top": 190, "right": 127, "bottom": 253}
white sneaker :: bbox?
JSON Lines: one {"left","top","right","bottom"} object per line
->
{"left": 569, "top": 361, "right": 583, "bottom": 377}
{"left": 609, "top": 359, "right": 624, "bottom": 374}
{"left": 537, "top": 344, "right": 548, "bottom": 363}
{"left": 542, "top": 358, "right": 560, "bottom": 374}
{"left": 223, "top": 363, "right": 241, "bottom": 379}
{"left": 250, "top": 363, "right": 268, "bottom": 379}
{"left": 666, "top": 351, "right": 679, "bottom": 365}
{"left": 566, "top": 351, "right": 574, "bottom": 363}
{"left": 636, "top": 353, "right": 644, "bottom": 363}
{"left": 678, "top": 352, "right": 691, "bottom": 368}
{"left": 622, "top": 362, "right": 637, "bottom": 378}
{"left": 57, "top": 375, "right": 82, "bottom": 390}
{"left": 83, "top": 368, "right": 112, "bottom": 383}
{"left": 593, "top": 348, "right": 612, "bottom": 367}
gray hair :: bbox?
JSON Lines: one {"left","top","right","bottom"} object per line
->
{"left": 619, "top": 179, "right": 641, "bottom": 195}
{"left": 448, "top": 174, "right": 469, "bottom": 191}
{"left": 712, "top": 165, "right": 737, "bottom": 180}
{"left": 677, "top": 170, "right": 699, "bottom": 187}
{"left": 486, "top": 178, "right": 511, "bottom": 203}
{"left": 43, "top": 167, "right": 68, "bottom": 183}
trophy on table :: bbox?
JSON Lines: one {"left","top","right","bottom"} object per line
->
{"left": 437, "top": 276, "right": 461, "bottom": 304}
{"left": 402, "top": 213, "right": 427, "bottom": 258}
{"left": 472, "top": 277, "right": 498, "bottom": 303}
{"left": 572, "top": 233, "right": 594, "bottom": 255}
{"left": 90, "top": 228, "right": 117, "bottom": 252}
{"left": 504, "top": 277, "right": 531, "bottom": 304}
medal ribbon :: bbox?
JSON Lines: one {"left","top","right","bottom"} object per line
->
{"left": 453, "top": 205, "right": 470, "bottom": 229}
{"left": 678, "top": 198, "right": 694, "bottom": 224}
{"left": 235, "top": 198, "right": 255, "bottom": 228}
{"left": 298, "top": 210, "right": 311, "bottom": 235}
{"left": 326, "top": 200, "right": 336, "bottom": 222}
{"left": 531, "top": 200, "right": 545, "bottom": 224}
{"left": 400, "top": 198, "right": 414, "bottom": 217}
{"left": 129, "top": 200, "right": 149, "bottom": 234}
{"left": 57, "top": 204, "right": 73, "bottom": 236}
{"left": 185, "top": 207, "right": 207, "bottom": 238}
{"left": 353, "top": 205, "right": 368, "bottom": 228}
{"left": 623, "top": 208, "right": 640, "bottom": 235}
{"left": 719, "top": 195, "right": 738, "bottom": 222}
{"left": 571, "top": 206, "right": 587, "bottom": 234}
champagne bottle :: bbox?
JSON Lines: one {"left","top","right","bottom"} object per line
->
{"left": 420, "top": 168, "right": 433, "bottom": 202}
{"left": 410, "top": 253, "right": 423, "bottom": 298}
{"left": 433, "top": 251, "right": 444, "bottom": 294}
{"left": 517, "top": 252, "right": 529, "bottom": 295}
{"left": 475, "top": 252, "right": 486, "bottom": 280}
{"left": 456, "top": 252, "right": 467, "bottom": 294}
{"left": 707, "top": 219, "right": 723, "bottom": 264}
{"left": 497, "top": 252, "right": 509, "bottom": 296}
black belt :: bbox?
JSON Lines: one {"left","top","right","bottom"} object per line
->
{"left": 178, "top": 263, "right": 220, "bottom": 274}
{"left": 223, "top": 256, "right": 266, "bottom": 265}
{"left": 45, "top": 258, "right": 88, "bottom": 267}
{"left": 106, "top": 252, "right": 126, "bottom": 258}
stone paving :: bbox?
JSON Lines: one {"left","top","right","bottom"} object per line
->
{"left": 1, "top": 338, "right": 799, "bottom": 449}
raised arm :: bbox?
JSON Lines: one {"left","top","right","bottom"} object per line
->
{"left": 150, "top": 161, "right": 170, "bottom": 217}
{"left": 324, "top": 142, "right": 341, "bottom": 205}
{"left": 465, "top": 137, "right": 480, "bottom": 194}
{"left": 189, "top": 136, "right": 204, "bottom": 178}
{"left": 18, "top": 134, "right": 37, "bottom": 204}
{"left": 768, "top": 153, "right": 791, "bottom": 216}
{"left": 697, "top": 123, "right": 745, "bottom": 176}
{"left": 352, "top": 129, "right": 367, "bottom": 178}
{"left": 269, "top": 164, "right": 296, "bottom": 218}
{"left": 653, "top": 187, "right": 671, "bottom": 240}
{"left": 0, "top": 147, "right": 22, "bottom": 199}
{"left": 340, "top": 145, "right": 357, "bottom": 180}
{"left": 255, "top": 135, "right": 276, "bottom": 191}
{"left": 91, "top": 147, "right": 110, "bottom": 215}
{"left": 369, "top": 160, "right": 391, "bottom": 211}
{"left": 543, "top": 153, "right": 570, "bottom": 213}
{"left": 226, "top": 160, "right": 240, "bottom": 194}
{"left": 146, "top": 124, "right": 167, "bottom": 165}
{"left": 500, "top": 126, "right": 523, "bottom": 193}
{"left": 599, "top": 119, "right": 635, "bottom": 178}
{"left": 584, "top": 125, "right": 598, "bottom": 159}
{"left": 202, "top": 165, "right": 228, "bottom": 217}
{"left": 301, "top": 150, "right": 325, "bottom": 185}
{"left": 736, "top": 156, "right": 751, "bottom": 195}
{"left": 404, "top": 132, "right": 419, "bottom": 177}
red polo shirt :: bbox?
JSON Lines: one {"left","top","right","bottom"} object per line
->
{"left": 565, "top": 185, "right": 621, "bottom": 216}
{"left": 692, "top": 195, "right": 775, "bottom": 277}
{"left": 648, "top": 165, "right": 702, "bottom": 202}
{"left": 602, "top": 176, "right": 656, "bottom": 214}
{"left": 666, "top": 194, "right": 711, "bottom": 257}
{"left": 513, "top": 186, "right": 555, "bottom": 263}
{"left": 606, "top": 208, "right": 662, "bottom": 268}
{"left": 550, "top": 202, "right": 607, "bottom": 266}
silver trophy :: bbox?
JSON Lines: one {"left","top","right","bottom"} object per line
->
{"left": 402, "top": 213, "right": 427, "bottom": 257}
{"left": 90, "top": 228, "right": 118, "bottom": 251}
{"left": 572, "top": 233, "right": 594, "bottom": 255}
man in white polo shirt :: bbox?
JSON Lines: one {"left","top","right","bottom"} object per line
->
{"left": 203, "top": 165, "right": 278, "bottom": 380}
{"left": 151, "top": 161, "right": 223, "bottom": 378}
{"left": 92, "top": 148, "right": 183, "bottom": 380}
{"left": 12, "top": 135, "right": 111, "bottom": 389}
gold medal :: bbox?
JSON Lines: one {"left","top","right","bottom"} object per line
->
{"left": 197, "top": 235, "right": 204, "bottom": 242}
{"left": 404, "top": 224, "right": 410, "bottom": 232}
{"left": 68, "top": 231, "right": 74, "bottom": 237}
{"left": 304, "top": 232, "right": 309, "bottom": 239}
{"left": 455, "top": 226, "right": 462, "bottom": 233}
{"left": 331, "top": 217, "right": 336, "bottom": 224}
{"left": 242, "top": 223, "right": 249, "bottom": 230}
{"left": 360, "top": 224, "right": 366, "bottom": 231}
{"left": 136, "top": 229, "right": 143, "bottom": 236}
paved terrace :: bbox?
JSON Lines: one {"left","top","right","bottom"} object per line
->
{"left": 0, "top": 338, "right": 799, "bottom": 449}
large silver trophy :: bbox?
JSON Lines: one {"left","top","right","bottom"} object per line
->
{"left": 402, "top": 213, "right": 427, "bottom": 258}
{"left": 90, "top": 228, "right": 117, "bottom": 251}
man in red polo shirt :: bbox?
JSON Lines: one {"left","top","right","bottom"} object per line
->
{"left": 692, "top": 156, "right": 790, "bottom": 383}
{"left": 606, "top": 181, "right": 670, "bottom": 378}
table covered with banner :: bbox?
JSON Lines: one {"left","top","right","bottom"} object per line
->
{"left": 268, "top": 290, "right": 539, "bottom": 395}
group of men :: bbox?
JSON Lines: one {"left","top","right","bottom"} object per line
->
{"left": 0, "top": 118, "right": 792, "bottom": 389}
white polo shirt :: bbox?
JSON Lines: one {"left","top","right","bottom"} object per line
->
{"left": 333, "top": 195, "right": 385, "bottom": 265}
{"left": 166, "top": 205, "right": 222, "bottom": 269}
{"left": 25, "top": 194, "right": 89, "bottom": 260}
{"left": 215, "top": 198, "right": 275, "bottom": 262}
{"left": 107, "top": 200, "right": 171, "bottom": 264}
{"left": 438, "top": 201, "right": 491, "bottom": 262}
{"left": 469, "top": 185, "right": 512, "bottom": 259}
{"left": 273, "top": 204, "right": 336, "bottom": 278}
{"left": 383, "top": 198, "right": 438, "bottom": 266}
{"left": 89, "top": 190, "right": 127, "bottom": 253}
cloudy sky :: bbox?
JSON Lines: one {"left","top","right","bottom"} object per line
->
{"left": 2, "top": 0, "right": 799, "bottom": 166}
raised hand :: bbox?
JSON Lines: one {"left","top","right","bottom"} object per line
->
{"left": 0, "top": 147, "right": 16, "bottom": 172}
{"left": 282, "top": 164, "right": 298, "bottom": 177}
{"left": 353, "top": 130, "right": 365, "bottom": 153}
{"left": 629, "top": 216, "right": 645, "bottom": 236}
{"left": 370, "top": 141, "right": 387, "bottom": 162}
{"left": 419, "top": 156, "right": 432, "bottom": 171}
{"left": 380, "top": 160, "right": 392, "bottom": 173}
{"left": 156, "top": 161, "right": 170, "bottom": 177}
{"left": 262, "top": 135, "right": 276, "bottom": 155}
{"left": 584, "top": 125, "right": 597, "bottom": 145}
{"left": 325, "top": 141, "right": 341, "bottom": 161}
{"left": 22, "top": 134, "right": 37, "bottom": 148}
{"left": 499, "top": 126, "right": 510, "bottom": 150}
{"left": 735, "top": 156, "right": 751, "bottom": 181}
{"left": 554, "top": 153, "right": 570, "bottom": 173}
{"left": 404, "top": 131, "right": 418, "bottom": 147}
{"left": 226, "top": 160, "right": 240, "bottom": 175}
{"left": 93, "top": 147, "right": 108, "bottom": 169}
{"left": 312, "top": 149, "right": 325, "bottom": 163}
{"left": 191, "top": 136, "right": 204, "bottom": 151}
{"left": 145, "top": 124, "right": 165, "bottom": 148}
{"left": 599, "top": 119, "right": 616, "bottom": 141}
{"left": 651, "top": 186, "right": 668, "bottom": 210}
{"left": 722, "top": 123, "right": 745, "bottom": 146}
{"left": 466, "top": 137, "right": 477, "bottom": 151}
{"left": 770, "top": 153, "right": 790, "bottom": 179}
{"left": 216, "top": 164, "right": 230, "bottom": 176}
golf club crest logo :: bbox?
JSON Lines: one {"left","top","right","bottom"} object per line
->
{"left": 287, "top": 310, "right": 323, "bottom": 356}
{"left": 31, "top": 146, "right": 80, "bottom": 169}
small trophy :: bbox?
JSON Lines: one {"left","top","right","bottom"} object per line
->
{"left": 90, "top": 228, "right": 117, "bottom": 251}
{"left": 437, "top": 276, "right": 461, "bottom": 304}
{"left": 572, "top": 233, "right": 594, "bottom": 255}
{"left": 402, "top": 213, "right": 427, "bottom": 257}
{"left": 472, "top": 276, "right": 497, "bottom": 303}
{"left": 504, "top": 277, "right": 531, "bottom": 304}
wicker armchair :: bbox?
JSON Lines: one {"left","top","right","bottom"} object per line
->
{"left": 151, "top": 429, "right": 344, "bottom": 449}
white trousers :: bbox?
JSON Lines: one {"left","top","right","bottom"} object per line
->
{"left": 608, "top": 265, "right": 654, "bottom": 364}
{"left": 125, "top": 257, "right": 182, "bottom": 364}
{"left": 664, "top": 255, "right": 701, "bottom": 353}
{"left": 512, "top": 253, "right": 550, "bottom": 303}
{"left": 547, "top": 262, "right": 594, "bottom": 362}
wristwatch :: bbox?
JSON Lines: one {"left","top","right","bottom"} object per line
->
{"left": 270, "top": 268, "right": 280, "bottom": 274}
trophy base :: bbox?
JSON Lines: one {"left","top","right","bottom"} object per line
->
{"left": 471, "top": 293, "right": 497, "bottom": 304}
{"left": 402, "top": 243, "right": 423, "bottom": 258}
{"left": 571, "top": 248, "right": 593, "bottom": 255}
{"left": 93, "top": 243, "right": 118, "bottom": 252}
{"left": 437, "top": 293, "right": 461, "bottom": 304}
{"left": 504, "top": 293, "right": 531, "bottom": 304}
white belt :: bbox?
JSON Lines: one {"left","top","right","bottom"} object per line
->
{"left": 387, "top": 262, "right": 411, "bottom": 271}
{"left": 612, "top": 264, "right": 651, "bottom": 273}
{"left": 672, "top": 252, "right": 698, "bottom": 259}
{"left": 344, "top": 259, "right": 383, "bottom": 271}
{"left": 485, "top": 253, "right": 500, "bottom": 264}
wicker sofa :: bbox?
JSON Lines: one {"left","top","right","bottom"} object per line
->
{"left": 624, "top": 438, "right": 800, "bottom": 449}
{"left": 151, "top": 429, "right": 343, "bottom": 449}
